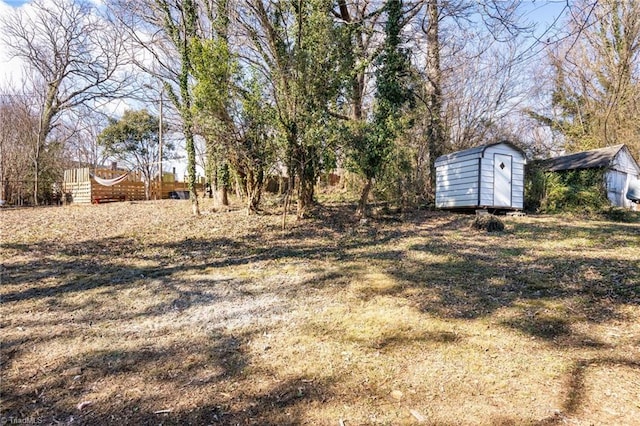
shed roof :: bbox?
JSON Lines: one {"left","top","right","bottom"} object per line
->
{"left": 434, "top": 141, "right": 524, "bottom": 166}
{"left": 539, "top": 144, "right": 625, "bottom": 172}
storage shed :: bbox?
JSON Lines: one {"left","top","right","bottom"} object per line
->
{"left": 435, "top": 141, "right": 526, "bottom": 210}
{"left": 540, "top": 144, "right": 640, "bottom": 209}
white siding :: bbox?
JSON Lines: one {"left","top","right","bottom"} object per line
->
{"left": 436, "top": 158, "right": 480, "bottom": 175}
{"left": 608, "top": 148, "right": 639, "bottom": 209}
{"left": 611, "top": 148, "right": 640, "bottom": 174}
{"left": 435, "top": 158, "right": 480, "bottom": 208}
{"left": 435, "top": 142, "right": 526, "bottom": 209}
{"left": 606, "top": 170, "right": 638, "bottom": 210}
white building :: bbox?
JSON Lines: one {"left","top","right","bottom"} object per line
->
{"left": 435, "top": 141, "right": 526, "bottom": 210}
{"left": 540, "top": 144, "right": 640, "bottom": 210}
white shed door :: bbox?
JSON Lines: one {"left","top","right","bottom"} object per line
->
{"left": 493, "top": 154, "right": 512, "bottom": 207}
{"left": 606, "top": 170, "right": 628, "bottom": 207}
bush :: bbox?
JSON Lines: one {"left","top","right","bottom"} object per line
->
{"left": 539, "top": 169, "right": 609, "bottom": 214}
{"left": 524, "top": 165, "right": 546, "bottom": 212}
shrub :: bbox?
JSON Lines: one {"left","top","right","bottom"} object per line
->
{"left": 539, "top": 169, "right": 609, "bottom": 214}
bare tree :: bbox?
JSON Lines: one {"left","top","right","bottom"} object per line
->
{"left": 0, "top": 92, "right": 36, "bottom": 205}
{"left": 407, "top": 0, "right": 533, "bottom": 190}
{"left": 443, "top": 38, "right": 531, "bottom": 150}
{"left": 63, "top": 106, "right": 111, "bottom": 169}
{"left": 535, "top": 0, "right": 640, "bottom": 155}
{"left": 107, "top": 0, "right": 204, "bottom": 215}
{"left": 1, "top": 0, "right": 130, "bottom": 205}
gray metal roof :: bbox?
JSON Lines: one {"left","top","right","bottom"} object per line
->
{"left": 540, "top": 145, "right": 625, "bottom": 172}
{"left": 434, "top": 141, "right": 524, "bottom": 166}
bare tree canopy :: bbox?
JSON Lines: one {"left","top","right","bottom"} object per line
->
{"left": 4, "top": 0, "right": 635, "bottom": 211}
{"left": 107, "top": 0, "right": 205, "bottom": 215}
{"left": 1, "top": 0, "right": 131, "bottom": 204}
{"left": 2, "top": 0, "right": 130, "bottom": 115}
{"left": 529, "top": 0, "right": 640, "bottom": 157}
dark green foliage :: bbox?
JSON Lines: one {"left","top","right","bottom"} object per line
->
{"left": 192, "top": 32, "right": 277, "bottom": 212}
{"left": 98, "top": 109, "right": 172, "bottom": 177}
{"left": 373, "top": 141, "right": 413, "bottom": 204}
{"left": 601, "top": 207, "right": 640, "bottom": 223}
{"left": 539, "top": 169, "right": 609, "bottom": 213}
{"left": 526, "top": 164, "right": 636, "bottom": 218}
{"left": 348, "top": 0, "right": 413, "bottom": 215}
{"left": 359, "top": 0, "right": 412, "bottom": 180}
{"left": 374, "top": 0, "right": 410, "bottom": 122}
{"left": 99, "top": 110, "right": 161, "bottom": 157}
{"left": 191, "top": 38, "right": 236, "bottom": 120}
{"left": 524, "top": 164, "right": 547, "bottom": 212}
{"left": 218, "top": 161, "right": 231, "bottom": 189}
{"left": 151, "top": 0, "right": 201, "bottom": 212}
{"left": 243, "top": 0, "right": 347, "bottom": 217}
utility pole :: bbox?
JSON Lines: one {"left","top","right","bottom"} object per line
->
{"left": 158, "top": 84, "right": 163, "bottom": 200}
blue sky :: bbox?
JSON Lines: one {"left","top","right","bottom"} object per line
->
{"left": 0, "top": 0, "right": 570, "bottom": 17}
{"left": 1, "top": 0, "right": 29, "bottom": 6}
{"left": 521, "top": 1, "right": 571, "bottom": 38}
{"left": 0, "top": 1, "right": 572, "bottom": 81}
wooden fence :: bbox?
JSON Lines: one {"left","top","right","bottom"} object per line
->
{"left": 62, "top": 167, "right": 201, "bottom": 204}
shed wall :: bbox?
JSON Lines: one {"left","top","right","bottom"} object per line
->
{"left": 612, "top": 148, "right": 640, "bottom": 175}
{"left": 608, "top": 148, "right": 639, "bottom": 209}
{"left": 435, "top": 142, "right": 525, "bottom": 209}
{"left": 606, "top": 170, "right": 638, "bottom": 210}
{"left": 435, "top": 157, "right": 480, "bottom": 208}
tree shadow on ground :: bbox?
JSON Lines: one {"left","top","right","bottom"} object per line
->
{"left": 380, "top": 219, "right": 639, "bottom": 326}
{"left": 66, "top": 375, "right": 335, "bottom": 426}
{"left": 2, "top": 209, "right": 639, "bottom": 424}
{"left": 2, "top": 321, "right": 334, "bottom": 425}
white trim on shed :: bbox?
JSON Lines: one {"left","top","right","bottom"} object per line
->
{"left": 435, "top": 141, "right": 526, "bottom": 210}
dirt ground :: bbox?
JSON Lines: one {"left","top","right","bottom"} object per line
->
{"left": 1, "top": 198, "right": 639, "bottom": 425}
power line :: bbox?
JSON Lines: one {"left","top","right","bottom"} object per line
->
{"left": 0, "top": 93, "right": 42, "bottom": 98}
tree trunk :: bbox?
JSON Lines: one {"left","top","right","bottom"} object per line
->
{"left": 245, "top": 168, "right": 264, "bottom": 215}
{"left": 184, "top": 126, "right": 200, "bottom": 215}
{"left": 181, "top": 78, "right": 199, "bottom": 215}
{"left": 356, "top": 176, "right": 373, "bottom": 218}
{"left": 425, "top": 0, "right": 445, "bottom": 191}
{"left": 295, "top": 149, "right": 315, "bottom": 220}
{"left": 33, "top": 114, "right": 47, "bottom": 206}
{"left": 337, "top": 0, "right": 365, "bottom": 122}
{"left": 179, "top": 0, "right": 199, "bottom": 216}
{"left": 218, "top": 187, "right": 228, "bottom": 206}
{"left": 218, "top": 161, "right": 230, "bottom": 206}
{"left": 282, "top": 163, "right": 295, "bottom": 230}
{"left": 33, "top": 159, "right": 39, "bottom": 206}
{"left": 297, "top": 176, "right": 314, "bottom": 219}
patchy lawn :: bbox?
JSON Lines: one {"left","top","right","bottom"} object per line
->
{"left": 1, "top": 199, "right": 639, "bottom": 425}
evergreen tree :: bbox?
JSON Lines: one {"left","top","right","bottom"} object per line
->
{"left": 351, "top": 0, "right": 412, "bottom": 217}
{"left": 246, "top": 0, "right": 346, "bottom": 219}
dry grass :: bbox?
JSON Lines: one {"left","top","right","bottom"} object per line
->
{"left": 1, "top": 198, "right": 639, "bottom": 425}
